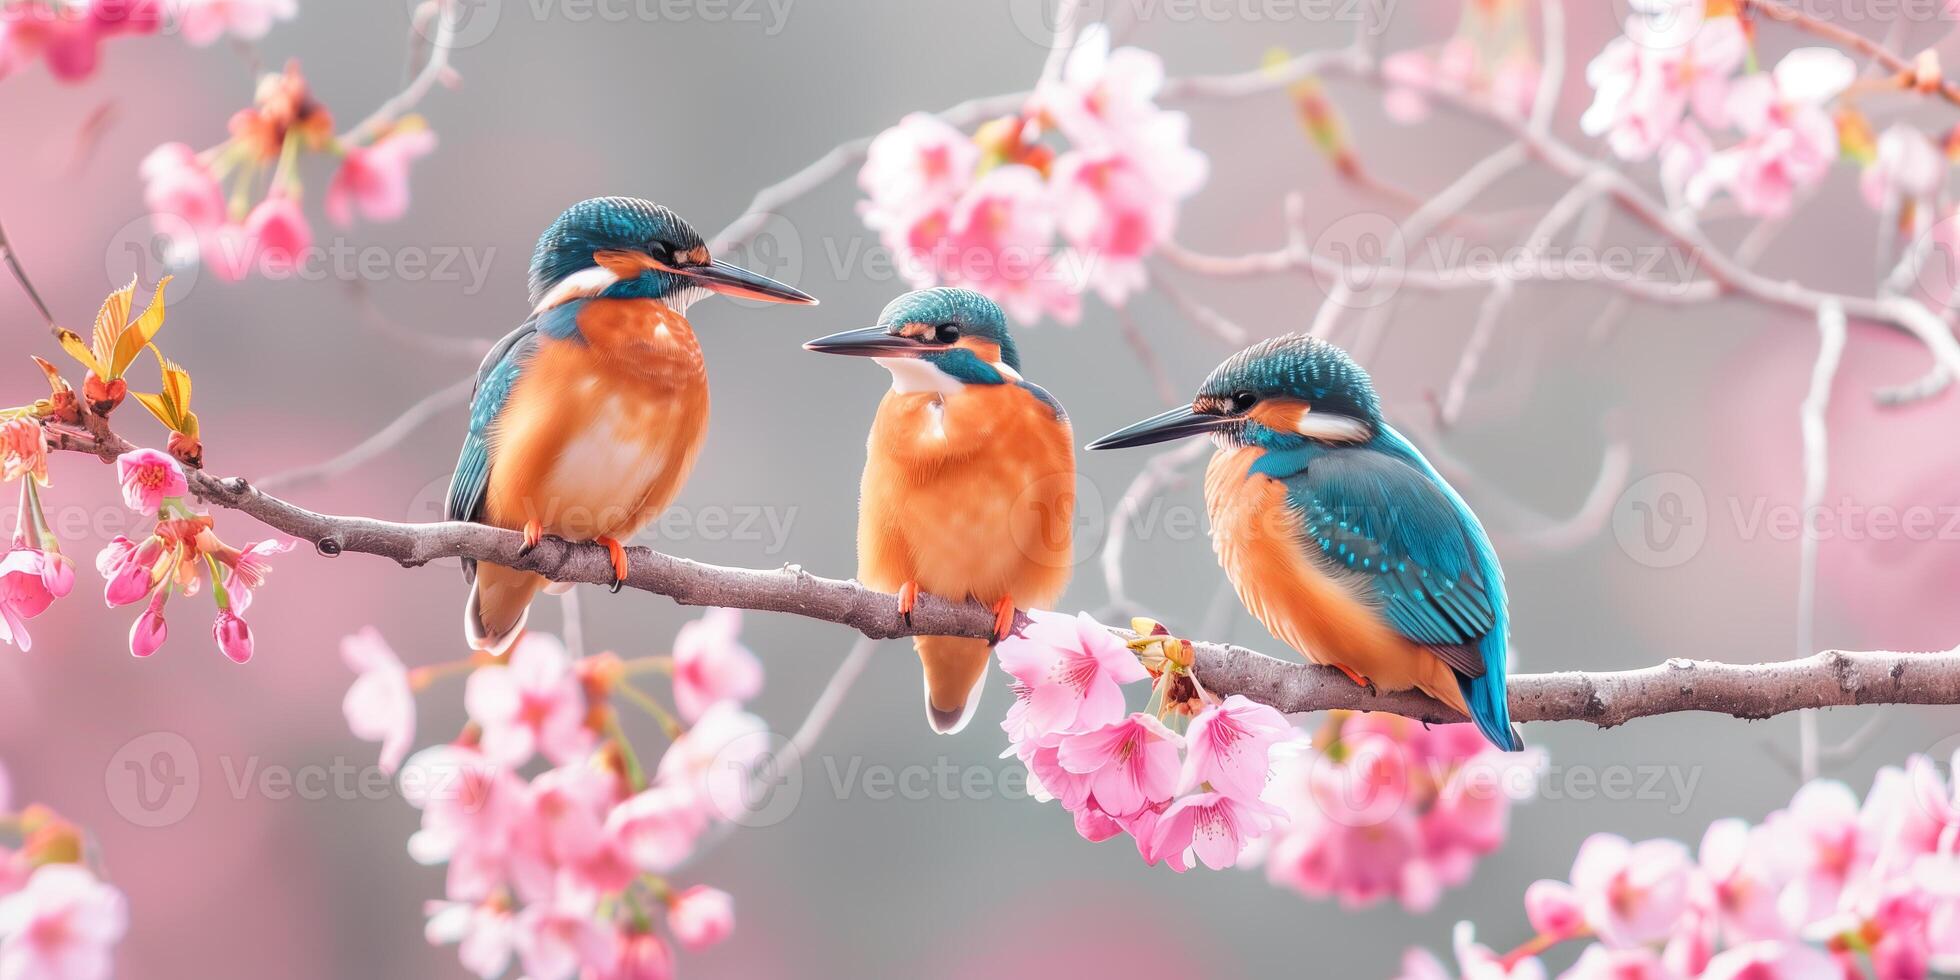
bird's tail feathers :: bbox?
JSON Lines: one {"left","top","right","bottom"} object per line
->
{"left": 466, "top": 565, "right": 542, "bottom": 657}
{"left": 1456, "top": 668, "right": 1523, "bottom": 752}
{"left": 915, "top": 635, "right": 991, "bottom": 735}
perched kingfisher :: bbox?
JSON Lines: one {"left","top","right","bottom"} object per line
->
{"left": 805, "top": 288, "right": 1075, "bottom": 734}
{"left": 447, "top": 196, "right": 816, "bottom": 654}
{"left": 1087, "top": 334, "right": 1522, "bottom": 751}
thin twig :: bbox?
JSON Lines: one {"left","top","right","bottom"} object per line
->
{"left": 255, "top": 374, "right": 475, "bottom": 492}
{"left": 0, "top": 217, "right": 59, "bottom": 335}
{"left": 1795, "top": 301, "right": 1848, "bottom": 781}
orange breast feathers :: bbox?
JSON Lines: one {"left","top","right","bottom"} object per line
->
{"left": 483, "top": 299, "right": 711, "bottom": 543}
{"left": 1203, "top": 445, "right": 1468, "bottom": 714}
{"left": 857, "top": 381, "right": 1075, "bottom": 609}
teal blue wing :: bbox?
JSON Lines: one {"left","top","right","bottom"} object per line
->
{"left": 1269, "top": 426, "right": 1519, "bottom": 749}
{"left": 1281, "top": 450, "right": 1498, "bottom": 666}
{"left": 446, "top": 317, "right": 544, "bottom": 579}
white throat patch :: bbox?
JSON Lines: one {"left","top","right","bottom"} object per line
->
{"left": 875, "top": 357, "right": 965, "bottom": 396}
{"left": 533, "top": 266, "right": 620, "bottom": 313}
{"left": 1294, "top": 410, "right": 1371, "bottom": 443}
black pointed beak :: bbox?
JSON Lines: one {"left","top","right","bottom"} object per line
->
{"left": 679, "top": 258, "right": 818, "bottom": 305}
{"left": 1086, "top": 405, "right": 1230, "bottom": 450}
{"left": 803, "top": 325, "right": 940, "bottom": 357}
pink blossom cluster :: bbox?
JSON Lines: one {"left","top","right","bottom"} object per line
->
{"left": 92, "top": 448, "right": 293, "bottom": 661}
{"left": 138, "top": 62, "right": 435, "bottom": 282}
{"left": 857, "top": 24, "right": 1206, "bottom": 324}
{"left": 0, "top": 0, "right": 158, "bottom": 83}
{"left": 1580, "top": 8, "right": 1860, "bottom": 218}
{"left": 998, "top": 613, "right": 1532, "bottom": 900}
{"left": 0, "top": 765, "right": 130, "bottom": 980}
{"left": 1381, "top": 0, "right": 1541, "bottom": 128}
{"left": 1252, "top": 712, "right": 1543, "bottom": 912}
{"left": 0, "top": 419, "right": 73, "bottom": 652}
{"left": 1397, "top": 751, "right": 1960, "bottom": 980}
{"left": 353, "top": 608, "right": 766, "bottom": 979}
{"left": 0, "top": 0, "right": 295, "bottom": 83}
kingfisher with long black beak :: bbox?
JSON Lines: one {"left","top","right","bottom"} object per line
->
{"left": 447, "top": 196, "right": 816, "bottom": 654}
{"left": 805, "top": 288, "right": 1075, "bottom": 734}
{"left": 1087, "top": 334, "right": 1521, "bottom": 751}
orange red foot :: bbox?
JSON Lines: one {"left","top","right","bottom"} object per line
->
{"left": 519, "top": 518, "right": 543, "bottom": 555}
{"left": 897, "top": 580, "right": 919, "bottom": 627}
{"left": 596, "top": 537, "right": 629, "bottom": 593}
{"left": 989, "top": 595, "right": 1017, "bottom": 645}
{"left": 1335, "top": 663, "right": 1371, "bottom": 688}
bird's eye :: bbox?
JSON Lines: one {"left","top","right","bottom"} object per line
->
{"left": 1231, "top": 391, "right": 1258, "bottom": 413}
{"left": 934, "top": 323, "right": 961, "bottom": 344}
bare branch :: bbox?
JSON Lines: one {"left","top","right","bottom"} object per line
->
{"left": 43, "top": 422, "right": 1960, "bottom": 731}
{"left": 255, "top": 374, "right": 474, "bottom": 493}
{"left": 1795, "top": 301, "right": 1847, "bottom": 780}
{"left": 340, "top": 0, "right": 459, "bottom": 145}
{"left": 1193, "top": 642, "right": 1960, "bottom": 729}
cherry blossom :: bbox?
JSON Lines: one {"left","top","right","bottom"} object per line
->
{"left": 238, "top": 193, "right": 313, "bottom": 278}
{"left": 1180, "top": 693, "right": 1288, "bottom": 802}
{"left": 1569, "top": 833, "right": 1694, "bottom": 948}
{"left": 1258, "top": 715, "right": 1539, "bottom": 912}
{"left": 139, "top": 142, "right": 226, "bottom": 259}
{"left": 127, "top": 589, "right": 167, "bottom": 658}
{"left": 0, "top": 0, "right": 160, "bottom": 83}
{"left": 400, "top": 744, "right": 528, "bottom": 902}
{"left": 1582, "top": 15, "right": 1746, "bottom": 161}
{"left": 211, "top": 607, "right": 252, "bottom": 662}
{"left": 1860, "top": 124, "right": 1944, "bottom": 215}
{"left": 996, "top": 609, "right": 1147, "bottom": 737}
{"left": 605, "top": 783, "right": 706, "bottom": 874}
{"left": 600, "top": 929, "right": 675, "bottom": 980}
{"left": 1687, "top": 49, "right": 1856, "bottom": 217}
{"left": 172, "top": 0, "right": 296, "bottom": 46}
{"left": 1056, "top": 712, "right": 1183, "bottom": 818}
{"left": 938, "top": 163, "right": 1081, "bottom": 326}
{"left": 666, "top": 885, "right": 733, "bottom": 951}
{"left": 424, "top": 900, "right": 515, "bottom": 980}
{"left": 514, "top": 892, "right": 617, "bottom": 980}
{"left": 0, "top": 548, "right": 58, "bottom": 652}
{"left": 669, "top": 607, "right": 762, "bottom": 723}
{"left": 654, "top": 700, "right": 770, "bottom": 822}
{"left": 341, "top": 627, "right": 416, "bottom": 774}
{"left": 0, "top": 864, "right": 127, "bottom": 980}
{"left": 0, "top": 419, "right": 47, "bottom": 486}
{"left": 114, "top": 448, "right": 187, "bottom": 515}
{"left": 326, "top": 125, "right": 438, "bottom": 227}
{"left": 465, "top": 633, "right": 595, "bottom": 767}
{"left": 1145, "top": 790, "right": 1283, "bottom": 872}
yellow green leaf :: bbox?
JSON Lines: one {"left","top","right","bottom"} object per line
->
{"left": 54, "top": 329, "right": 102, "bottom": 377}
{"left": 91, "top": 276, "right": 136, "bottom": 376}
{"left": 111, "top": 276, "right": 171, "bottom": 377}
{"left": 132, "top": 391, "right": 177, "bottom": 430}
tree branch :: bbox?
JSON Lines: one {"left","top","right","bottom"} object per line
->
{"left": 45, "top": 422, "right": 1960, "bottom": 731}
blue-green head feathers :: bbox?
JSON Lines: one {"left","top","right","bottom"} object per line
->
{"left": 879, "top": 287, "right": 1019, "bottom": 375}
{"left": 1198, "top": 333, "right": 1381, "bottom": 449}
{"left": 529, "top": 197, "right": 704, "bottom": 306}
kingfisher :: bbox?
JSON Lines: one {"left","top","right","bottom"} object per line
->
{"left": 446, "top": 196, "right": 816, "bottom": 654}
{"left": 1087, "top": 333, "right": 1522, "bottom": 751}
{"left": 805, "top": 288, "right": 1075, "bottom": 734}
